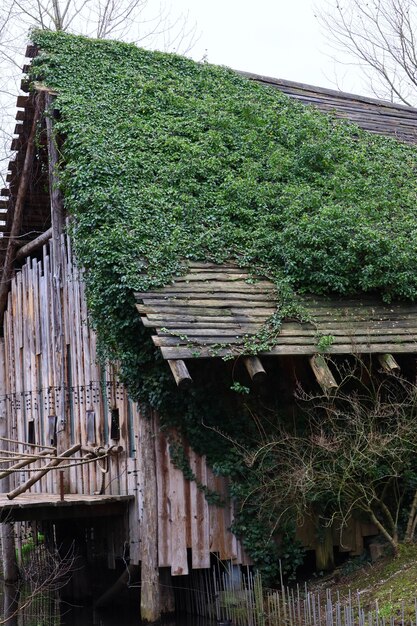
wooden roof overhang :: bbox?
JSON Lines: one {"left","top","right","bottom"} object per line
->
{"left": 135, "top": 263, "right": 417, "bottom": 387}
{"left": 242, "top": 73, "right": 417, "bottom": 144}
{"left": 0, "top": 45, "right": 50, "bottom": 248}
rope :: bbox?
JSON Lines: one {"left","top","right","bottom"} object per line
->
{"left": 0, "top": 436, "right": 56, "bottom": 450}
{"left": 0, "top": 448, "right": 96, "bottom": 461}
{"left": 1, "top": 453, "right": 112, "bottom": 472}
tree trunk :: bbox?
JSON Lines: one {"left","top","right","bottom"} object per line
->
{"left": 405, "top": 489, "right": 417, "bottom": 542}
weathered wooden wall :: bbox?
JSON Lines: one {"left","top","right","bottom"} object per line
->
{"left": 1, "top": 236, "right": 249, "bottom": 572}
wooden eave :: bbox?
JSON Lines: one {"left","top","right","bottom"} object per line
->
{"left": 0, "top": 44, "right": 50, "bottom": 250}
{"left": 240, "top": 72, "right": 417, "bottom": 144}
{"left": 135, "top": 263, "right": 417, "bottom": 360}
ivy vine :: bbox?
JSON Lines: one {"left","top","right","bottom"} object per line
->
{"left": 28, "top": 30, "right": 417, "bottom": 581}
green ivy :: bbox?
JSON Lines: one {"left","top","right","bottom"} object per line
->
{"left": 27, "top": 30, "right": 417, "bottom": 580}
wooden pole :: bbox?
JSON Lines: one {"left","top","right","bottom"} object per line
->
{"left": 45, "top": 93, "right": 71, "bottom": 490}
{"left": 378, "top": 353, "right": 400, "bottom": 373}
{"left": 139, "top": 407, "right": 161, "bottom": 623}
{"left": 0, "top": 449, "right": 51, "bottom": 480}
{"left": 7, "top": 443, "right": 81, "bottom": 499}
{"left": 168, "top": 359, "right": 193, "bottom": 389}
{"left": 0, "top": 93, "right": 43, "bottom": 319}
{"left": 0, "top": 339, "right": 19, "bottom": 583}
{"left": 243, "top": 356, "right": 267, "bottom": 383}
{"left": 15, "top": 227, "right": 52, "bottom": 262}
{"left": 309, "top": 355, "right": 338, "bottom": 393}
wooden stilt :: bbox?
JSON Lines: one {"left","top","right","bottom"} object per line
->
{"left": 0, "top": 339, "right": 19, "bottom": 583}
{"left": 159, "top": 567, "right": 175, "bottom": 615}
{"left": 243, "top": 356, "right": 267, "bottom": 383}
{"left": 315, "top": 524, "right": 335, "bottom": 572}
{"left": 139, "top": 407, "right": 161, "bottom": 623}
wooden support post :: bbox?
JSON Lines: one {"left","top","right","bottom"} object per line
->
{"left": 7, "top": 443, "right": 81, "bottom": 499}
{"left": 378, "top": 353, "right": 400, "bottom": 373}
{"left": 315, "top": 524, "right": 335, "bottom": 572}
{"left": 45, "top": 93, "right": 71, "bottom": 490}
{"left": 168, "top": 359, "right": 193, "bottom": 389}
{"left": 243, "top": 356, "right": 267, "bottom": 383}
{"left": 139, "top": 407, "right": 161, "bottom": 623}
{"left": 0, "top": 339, "right": 19, "bottom": 583}
{"left": 0, "top": 94, "right": 43, "bottom": 319}
{"left": 15, "top": 227, "right": 52, "bottom": 261}
{"left": 59, "top": 470, "right": 65, "bottom": 501}
{"left": 309, "top": 355, "right": 338, "bottom": 393}
{"left": 159, "top": 567, "right": 175, "bottom": 615}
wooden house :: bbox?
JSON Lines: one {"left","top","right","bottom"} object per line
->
{"left": 0, "top": 35, "right": 417, "bottom": 622}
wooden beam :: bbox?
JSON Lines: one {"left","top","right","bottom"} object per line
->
{"left": 168, "top": 359, "right": 193, "bottom": 389}
{"left": 0, "top": 93, "right": 43, "bottom": 320}
{"left": 7, "top": 443, "right": 81, "bottom": 500}
{"left": 15, "top": 227, "right": 52, "bottom": 262}
{"left": 309, "top": 355, "right": 338, "bottom": 392}
{"left": 378, "top": 353, "right": 400, "bottom": 373}
{"left": 0, "top": 449, "right": 51, "bottom": 481}
{"left": 243, "top": 356, "right": 267, "bottom": 383}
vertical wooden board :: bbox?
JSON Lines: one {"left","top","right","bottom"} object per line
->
{"left": 78, "top": 273, "right": 95, "bottom": 493}
{"left": 39, "top": 264, "right": 53, "bottom": 495}
{"left": 46, "top": 250, "right": 58, "bottom": 495}
{"left": 89, "top": 331, "right": 103, "bottom": 446}
{"left": 189, "top": 450, "right": 210, "bottom": 569}
{"left": 207, "top": 467, "right": 220, "bottom": 555}
{"left": 15, "top": 272, "right": 23, "bottom": 350}
{"left": 5, "top": 306, "right": 16, "bottom": 490}
{"left": 73, "top": 265, "right": 89, "bottom": 493}
{"left": 127, "top": 456, "right": 140, "bottom": 565}
{"left": 65, "top": 259, "right": 78, "bottom": 491}
{"left": 167, "top": 442, "right": 188, "bottom": 576}
{"left": 229, "top": 497, "right": 240, "bottom": 563}
{"left": 120, "top": 389, "right": 128, "bottom": 495}
{"left": 183, "top": 442, "right": 192, "bottom": 551}
{"left": 22, "top": 263, "right": 33, "bottom": 428}
{"left": 29, "top": 262, "right": 39, "bottom": 453}
{"left": 155, "top": 428, "right": 171, "bottom": 568}
{"left": 68, "top": 263, "right": 83, "bottom": 494}
{"left": 33, "top": 260, "right": 41, "bottom": 355}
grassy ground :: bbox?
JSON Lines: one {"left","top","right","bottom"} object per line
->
{"left": 308, "top": 544, "right": 417, "bottom": 621}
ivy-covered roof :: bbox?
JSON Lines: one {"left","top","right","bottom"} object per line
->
{"left": 27, "top": 31, "right": 417, "bottom": 370}
{"left": 240, "top": 72, "right": 417, "bottom": 145}
{"left": 135, "top": 263, "right": 417, "bottom": 359}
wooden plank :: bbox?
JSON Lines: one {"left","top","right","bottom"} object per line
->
{"left": 189, "top": 451, "right": 210, "bottom": 569}
{"left": 155, "top": 429, "right": 171, "bottom": 567}
{"left": 168, "top": 442, "right": 188, "bottom": 576}
{"left": 160, "top": 342, "right": 417, "bottom": 359}
{"left": 137, "top": 305, "right": 275, "bottom": 317}
{"left": 153, "top": 333, "right": 417, "bottom": 348}
{"left": 154, "top": 323, "right": 417, "bottom": 337}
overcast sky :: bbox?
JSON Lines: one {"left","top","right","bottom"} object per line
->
{"left": 171, "top": 0, "right": 364, "bottom": 96}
